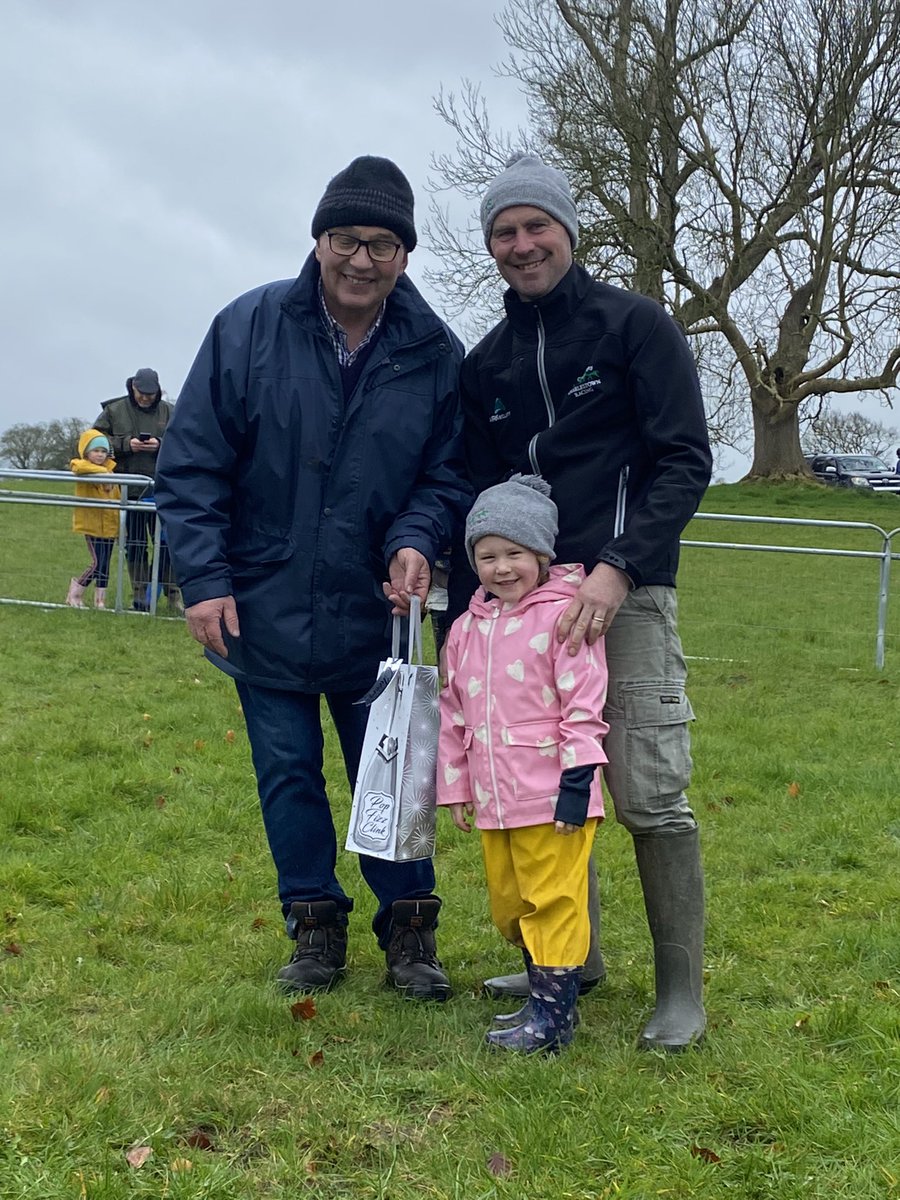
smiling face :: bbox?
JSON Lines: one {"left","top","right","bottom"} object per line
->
{"left": 489, "top": 205, "right": 574, "bottom": 301}
{"left": 315, "top": 224, "right": 407, "bottom": 331}
{"left": 473, "top": 535, "right": 542, "bottom": 605}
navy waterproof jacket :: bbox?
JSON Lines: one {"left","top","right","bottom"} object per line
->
{"left": 154, "top": 254, "right": 470, "bottom": 693}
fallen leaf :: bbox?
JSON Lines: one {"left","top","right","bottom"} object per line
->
{"left": 305, "top": 1161, "right": 318, "bottom": 1177}
{"left": 224, "top": 862, "right": 234, "bottom": 881}
{"left": 142, "top": 735, "right": 153, "bottom": 748}
{"left": 94, "top": 1086, "right": 111, "bottom": 1104}
{"left": 142, "top": 713, "right": 151, "bottom": 721}
{"left": 487, "top": 1152, "right": 513, "bottom": 1177}
{"left": 194, "top": 739, "right": 206, "bottom": 751}
{"left": 154, "top": 795, "right": 166, "bottom": 809}
{"left": 787, "top": 781, "right": 801, "bottom": 798}
{"left": 125, "top": 1145, "right": 152, "bottom": 1169}
{"left": 794, "top": 1013, "right": 811, "bottom": 1029}
{"left": 172, "top": 765, "right": 183, "bottom": 774}
{"left": 4, "top": 942, "right": 23, "bottom": 956}
{"left": 224, "top": 729, "right": 236, "bottom": 744}
{"left": 291, "top": 997, "right": 317, "bottom": 1021}
{"left": 690, "top": 1145, "right": 721, "bottom": 1164}
{"left": 184, "top": 1129, "right": 214, "bottom": 1151}
{"left": 309, "top": 1050, "right": 325, "bottom": 1067}
{"left": 171, "top": 1158, "right": 192, "bottom": 1172}
{"left": 251, "top": 916, "right": 267, "bottom": 930}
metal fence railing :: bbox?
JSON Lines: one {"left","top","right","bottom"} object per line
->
{"left": 0, "top": 468, "right": 180, "bottom": 618}
{"left": 682, "top": 512, "right": 900, "bottom": 670}
{"left": 2, "top": 471, "right": 898, "bottom": 666}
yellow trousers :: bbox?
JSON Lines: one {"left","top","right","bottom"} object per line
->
{"left": 479, "top": 820, "right": 598, "bottom": 967}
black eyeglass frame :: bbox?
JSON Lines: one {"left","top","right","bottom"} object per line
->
{"left": 324, "top": 231, "right": 403, "bottom": 263}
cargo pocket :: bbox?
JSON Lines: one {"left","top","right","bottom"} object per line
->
{"left": 603, "top": 681, "right": 694, "bottom": 815}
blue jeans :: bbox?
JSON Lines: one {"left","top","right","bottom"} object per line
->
{"left": 235, "top": 681, "right": 437, "bottom": 946}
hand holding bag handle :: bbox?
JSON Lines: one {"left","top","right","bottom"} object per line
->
{"left": 355, "top": 596, "right": 424, "bottom": 707}
{"left": 391, "top": 595, "right": 424, "bottom": 665}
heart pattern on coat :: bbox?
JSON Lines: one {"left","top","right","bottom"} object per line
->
{"left": 529, "top": 632, "right": 550, "bottom": 653}
{"left": 506, "top": 660, "right": 525, "bottom": 682}
{"left": 504, "top": 618, "right": 523, "bottom": 635}
{"left": 467, "top": 677, "right": 483, "bottom": 697}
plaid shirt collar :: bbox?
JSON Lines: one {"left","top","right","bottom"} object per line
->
{"left": 318, "top": 279, "right": 386, "bottom": 367}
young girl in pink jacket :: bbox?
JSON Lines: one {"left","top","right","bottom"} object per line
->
{"left": 438, "top": 475, "right": 608, "bottom": 1054}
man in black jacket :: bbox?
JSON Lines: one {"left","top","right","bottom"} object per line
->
{"left": 456, "top": 154, "right": 712, "bottom": 1051}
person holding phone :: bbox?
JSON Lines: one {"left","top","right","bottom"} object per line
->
{"left": 93, "top": 369, "right": 181, "bottom": 612}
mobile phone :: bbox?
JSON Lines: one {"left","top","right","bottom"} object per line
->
{"left": 137, "top": 433, "right": 151, "bottom": 442}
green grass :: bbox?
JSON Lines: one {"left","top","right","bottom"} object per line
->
{"left": 1, "top": 482, "right": 899, "bottom": 1199}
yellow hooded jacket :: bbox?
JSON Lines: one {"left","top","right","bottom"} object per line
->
{"left": 70, "top": 429, "right": 121, "bottom": 538}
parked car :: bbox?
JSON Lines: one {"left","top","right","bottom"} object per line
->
{"left": 804, "top": 454, "right": 900, "bottom": 494}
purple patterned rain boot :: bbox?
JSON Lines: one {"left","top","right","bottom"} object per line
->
{"left": 485, "top": 965, "right": 582, "bottom": 1054}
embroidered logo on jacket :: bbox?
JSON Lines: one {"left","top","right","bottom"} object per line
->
{"left": 489, "top": 397, "right": 510, "bottom": 423}
{"left": 567, "top": 365, "right": 603, "bottom": 400}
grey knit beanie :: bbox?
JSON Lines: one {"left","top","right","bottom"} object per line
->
{"left": 465, "top": 474, "right": 558, "bottom": 570}
{"left": 480, "top": 153, "right": 579, "bottom": 250}
{"left": 311, "top": 156, "right": 417, "bottom": 251}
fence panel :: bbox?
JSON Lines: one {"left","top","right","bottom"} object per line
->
{"left": 0, "top": 471, "right": 181, "bottom": 617}
{"left": 678, "top": 513, "right": 900, "bottom": 672}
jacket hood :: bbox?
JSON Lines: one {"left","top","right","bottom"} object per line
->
{"left": 467, "top": 562, "right": 584, "bottom": 618}
{"left": 76, "top": 428, "right": 110, "bottom": 458}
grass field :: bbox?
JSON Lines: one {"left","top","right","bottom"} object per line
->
{"left": 1, "top": 482, "right": 899, "bottom": 1199}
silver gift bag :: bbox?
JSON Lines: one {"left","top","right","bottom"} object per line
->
{"left": 346, "top": 597, "right": 439, "bottom": 862}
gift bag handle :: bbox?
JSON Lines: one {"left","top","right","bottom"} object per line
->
{"left": 390, "top": 595, "right": 424, "bottom": 664}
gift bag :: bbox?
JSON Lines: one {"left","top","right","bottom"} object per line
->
{"left": 346, "top": 597, "right": 439, "bottom": 862}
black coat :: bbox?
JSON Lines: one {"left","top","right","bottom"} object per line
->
{"left": 458, "top": 263, "right": 712, "bottom": 591}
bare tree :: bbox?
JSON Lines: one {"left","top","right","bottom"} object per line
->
{"left": 0, "top": 418, "right": 90, "bottom": 470}
{"left": 801, "top": 404, "right": 898, "bottom": 457}
{"left": 425, "top": 0, "right": 900, "bottom": 476}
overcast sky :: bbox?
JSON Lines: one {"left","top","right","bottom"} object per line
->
{"left": 2, "top": 1, "right": 519, "bottom": 421}
{"left": 3, "top": 1, "right": 895, "bottom": 481}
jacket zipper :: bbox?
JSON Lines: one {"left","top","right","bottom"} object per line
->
{"left": 614, "top": 465, "right": 629, "bottom": 537}
{"left": 483, "top": 607, "right": 504, "bottom": 828}
{"left": 527, "top": 309, "right": 555, "bottom": 474}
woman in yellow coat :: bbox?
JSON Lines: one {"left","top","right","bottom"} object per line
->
{"left": 67, "top": 429, "right": 120, "bottom": 608}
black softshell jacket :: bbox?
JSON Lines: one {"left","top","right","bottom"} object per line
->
{"left": 458, "top": 263, "right": 712, "bottom": 593}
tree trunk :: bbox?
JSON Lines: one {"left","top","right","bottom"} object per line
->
{"left": 744, "top": 388, "right": 810, "bottom": 479}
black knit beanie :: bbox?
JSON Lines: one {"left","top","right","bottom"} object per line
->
{"left": 311, "top": 156, "right": 417, "bottom": 251}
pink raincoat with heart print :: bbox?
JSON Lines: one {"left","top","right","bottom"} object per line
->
{"left": 438, "top": 564, "right": 608, "bottom": 830}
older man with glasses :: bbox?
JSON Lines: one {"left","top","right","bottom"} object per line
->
{"left": 156, "top": 157, "right": 469, "bottom": 1001}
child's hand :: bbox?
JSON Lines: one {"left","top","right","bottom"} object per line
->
{"left": 555, "top": 820, "right": 578, "bottom": 835}
{"left": 449, "top": 803, "right": 474, "bottom": 833}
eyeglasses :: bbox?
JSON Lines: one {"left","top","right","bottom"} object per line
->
{"left": 325, "top": 232, "right": 403, "bottom": 263}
